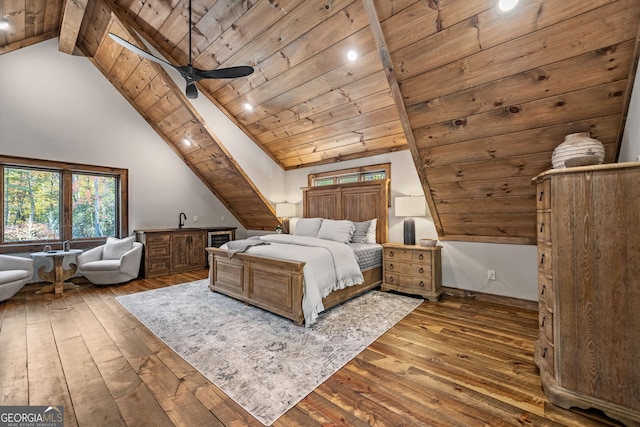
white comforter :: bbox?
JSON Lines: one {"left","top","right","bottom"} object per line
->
{"left": 233, "top": 234, "right": 364, "bottom": 326}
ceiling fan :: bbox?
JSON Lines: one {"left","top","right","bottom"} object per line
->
{"left": 108, "top": 0, "right": 254, "bottom": 99}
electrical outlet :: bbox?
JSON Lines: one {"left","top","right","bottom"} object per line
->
{"left": 220, "top": 215, "right": 225, "bottom": 222}
{"left": 193, "top": 215, "right": 198, "bottom": 222}
{"left": 488, "top": 270, "right": 496, "bottom": 281}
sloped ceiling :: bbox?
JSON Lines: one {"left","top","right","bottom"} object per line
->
{"left": 1, "top": 0, "right": 638, "bottom": 242}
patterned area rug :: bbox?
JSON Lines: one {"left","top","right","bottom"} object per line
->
{"left": 116, "top": 279, "right": 422, "bottom": 426}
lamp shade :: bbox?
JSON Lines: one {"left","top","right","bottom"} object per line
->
{"left": 275, "top": 202, "right": 296, "bottom": 218}
{"left": 395, "top": 196, "right": 426, "bottom": 217}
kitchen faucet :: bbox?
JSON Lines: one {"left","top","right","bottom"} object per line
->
{"left": 179, "top": 212, "right": 187, "bottom": 229}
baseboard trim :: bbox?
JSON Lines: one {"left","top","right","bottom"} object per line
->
{"left": 442, "top": 286, "right": 538, "bottom": 311}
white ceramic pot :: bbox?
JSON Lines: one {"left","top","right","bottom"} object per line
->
{"left": 551, "top": 132, "right": 604, "bottom": 169}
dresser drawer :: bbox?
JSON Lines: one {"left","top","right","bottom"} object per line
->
{"left": 384, "top": 260, "right": 412, "bottom": 275}
{"left": 409, "top": 276, "right": 433, "bottom": 292}
{"left": 384, "top": 247, "right": 412, "bottom": 262}
{"left": 538, "top": 271, "right": 554, "bottom": 310}
{"left": 412, "top": 251, "right": 432, "bottom": 265}
{"left": 537, "top": 212, "right": 551, "bottom": 242}
{"left": 147, "top": 243, "right": 171, "bottom": 258}
{"left": 538, "top": 334, "right": 555, "bottom": 377}
{"left": 537, "top": 178, "right": 551, "bottom": 210}
{"left": 147, "top": 234, "right": 171, "bottom": 243}
{"left": 412, "top": 263, "right": 432, "bottom": 279}
{"left": 539, "top": 303, "right": 553, "bottom": 344}
{"left": 538, "top": 243, "right": 552, "bottom": 277}
{"left": 147, "top": 257, "right": 171, "bottom": 277}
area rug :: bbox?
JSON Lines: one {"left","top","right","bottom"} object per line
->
{"left": 116, "top": 279, "right": 422, "bottom": 426}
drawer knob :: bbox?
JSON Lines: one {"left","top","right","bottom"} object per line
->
{"left": 539, "top": 190, "right": 544, "bottom": 202}
{"left": 541, "top": 285, "right": 546, "bottom": 296}
{"left": 389, "top": 276, "right": 395, "bottom": 283}
{"left": 389, "top": 251, "right": 394, "bottom": 257}
{"left": 540, "top": 223, "right": 544, "bottom": 233}
{"left": 542, "top": 348, "right": 547, "bottom": 358}
{"left": 418, "top": 254, "right": 424, "bottom": 260}
{"left": 541, "top": 317, "right": 546, "bottom": 327}
{"left": 540, "top": 253, "right": 545, "bottom": 265}
{"left": 418, "top": 281, "right": 425, "bottom": 287}
{"left": 389, "top": 263, "right": 394, "bottom": 270}
{"left": 418, "top": 267, "right": 424, "bottom": 274}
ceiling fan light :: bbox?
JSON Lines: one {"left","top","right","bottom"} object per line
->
{"left": 0, "top": 18, "right": 10, "bottom": 30}
{"left": 185, "top": 83, "right": 198, "bottom": 99}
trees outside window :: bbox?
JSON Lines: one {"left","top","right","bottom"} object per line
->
{"left": 0, "top": 156, "right": 128, "bottom": 251}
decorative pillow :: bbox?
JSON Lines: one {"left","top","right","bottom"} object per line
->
{"left": 293, "top": 218, "right": 324, "bottom": 237}
{"left": 351, "top": 220, "right": 372, "bottom": 243}
{"left": 103, "top": 236, "right": 135, "bottom": 260}
{"left": 317, "top": 219, "right": 355, "bottom": 244}
{"left": 366, "top": 218, "right": 377, "bottom": 244}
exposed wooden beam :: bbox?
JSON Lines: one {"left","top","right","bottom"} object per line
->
{"left": 361, "top": 0, "right": 444, "bottom": 236}
{"left": 58, "top": 0, "right": 89, "bottom": 55}
{"left": 0, "top": 31, "right": 59, "bottom": 55}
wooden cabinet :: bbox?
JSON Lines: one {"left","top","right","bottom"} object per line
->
{"left": 171, "top": 231, "right": 206, "bottom": 272}
{"left": 533, "top": 163, "right": 640, "bottom": 426}
{"left": 381, "top": 242, "right": 442, "bottom": 301}
{"left": 136, "top": 228, "right": 235, "bottom": 278}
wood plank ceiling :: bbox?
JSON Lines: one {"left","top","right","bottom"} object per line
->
{"left": 1, "top": 0, "right": 639, "bottom": 242}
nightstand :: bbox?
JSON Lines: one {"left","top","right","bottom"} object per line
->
{"left": 381, "top": 242, "right": 442, "bottom": 301}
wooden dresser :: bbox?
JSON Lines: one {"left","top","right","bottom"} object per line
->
{"left": 533, "top": 163, "right": 640, "bottom": 425}
{"left": 381, "top": 242, "right": 442, "bottom": 301}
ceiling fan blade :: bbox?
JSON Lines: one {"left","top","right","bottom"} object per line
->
{"left": 108, "top": 33, "right": 175, "bottom": 69}
{"left": 196, "top": 66, "right": 255, "bottom": 79}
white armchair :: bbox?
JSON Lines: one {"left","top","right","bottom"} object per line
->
{"left": 0, "top": 254, "right": 34, "bottom": 302}
{"left": 77, "top": 237, "right": 143, "bottom": 285}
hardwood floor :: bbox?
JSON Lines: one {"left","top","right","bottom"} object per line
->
{"left": 0, "top": 270, "right": 624, "bottom": 426}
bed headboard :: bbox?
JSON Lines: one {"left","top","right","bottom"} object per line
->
{"left": 302, "top": 179, "right": 389, "bottom": 243}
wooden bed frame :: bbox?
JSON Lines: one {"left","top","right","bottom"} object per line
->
{"left": 206, "top": 180, "right": 389, "bottom": 325}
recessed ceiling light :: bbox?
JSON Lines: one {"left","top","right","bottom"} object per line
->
{"left": 497, "top": 0, "right": 519, "bottom": 12}
{"left": 183, "top": 138, "right": 192, "bottom": 146}
{"left": 244, "top": 103, "right": 254, "bottom": 111}
{"left": 347, "top": 50, "right": 358, "bottom": 62}
{"left": 0, "top": 19, "right": 9, "bottom": 30}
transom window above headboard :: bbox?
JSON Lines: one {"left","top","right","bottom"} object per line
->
{"left": 308, "top": 163, "right": 390, "bottom": 187}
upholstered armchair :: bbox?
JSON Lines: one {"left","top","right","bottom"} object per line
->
{"left": 0, "top": 254, "right": 34, "bottom": 302}
{"left": 77, "top": 237, "right": 143, "bottom": 285}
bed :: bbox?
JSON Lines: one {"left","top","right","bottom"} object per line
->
{"left": 206, "top": 180, "right": 389, "bottom": 326}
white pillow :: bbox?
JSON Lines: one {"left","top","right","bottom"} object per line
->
{"left": 351, "top": 220, "right": 372, "bottom": 243}
{"left": 293, "top": 218, "right": 324, "bottom": 237}
{"left": 317, "top": 219, "right": 355, "bottom": 243}
{"left": 103, "top": 236, "right": 135, "bottom": 260}
{"left": 366, "top": 218, "right": 377, "bottom": 243}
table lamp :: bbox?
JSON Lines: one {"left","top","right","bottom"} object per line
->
{"left": 395, "top": 196, "right": 427, "bottom": 245}
{"left": 275, "top": 202, "right": 296, "bottom": 234}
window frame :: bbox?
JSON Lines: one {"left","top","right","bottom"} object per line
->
{"left": 308, "top": 163, "right": 391, "bottom": 187}
{"left": 0, "top": 155, "right": 128, "bottom": 253}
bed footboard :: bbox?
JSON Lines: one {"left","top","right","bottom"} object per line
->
{"left": 207, "top": 247, "right": 307, "bottom": 325}
{"left": 207, "top": 247, "right": 383, "bottom": 326}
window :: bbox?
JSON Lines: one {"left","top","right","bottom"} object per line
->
{"left": 72, "top": 173, "right": 117, "bottom": 239}
{"left": 1, "top": 156, "right": 128, "bottom": 252}
{"left": 3, "top": 168, "right": 60, "bottom": 242}
{"left": 309, "top": 163, "right": 390, "bottom": 187}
